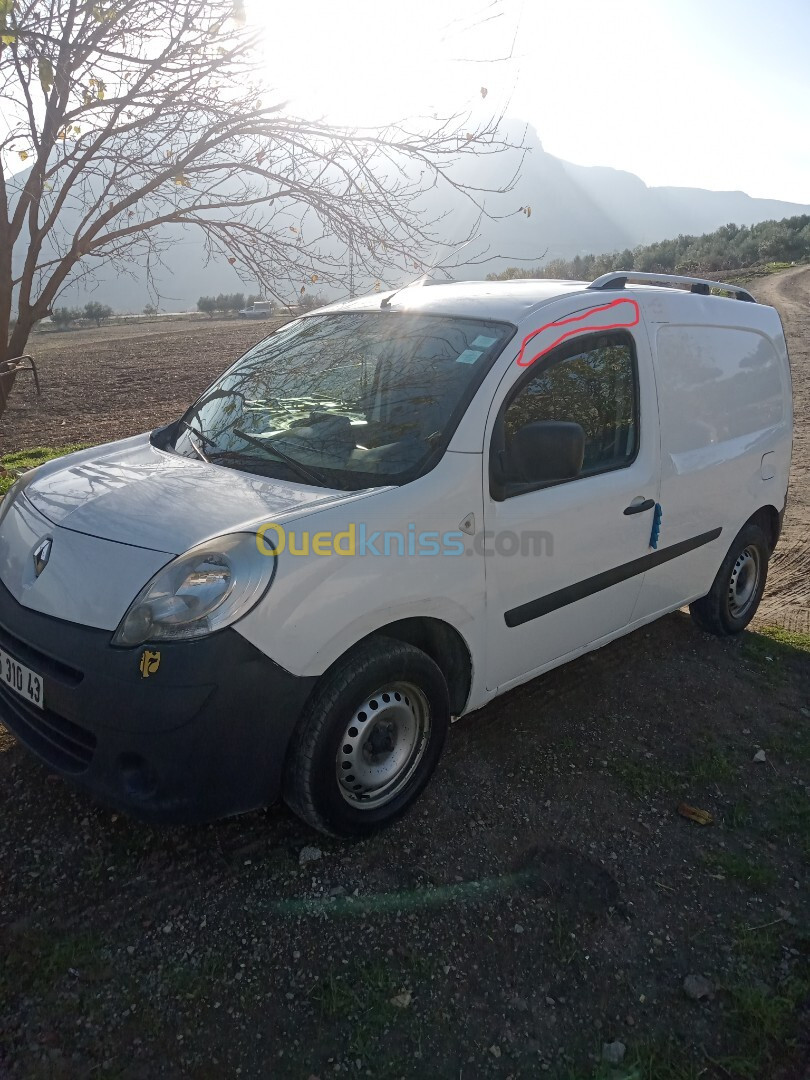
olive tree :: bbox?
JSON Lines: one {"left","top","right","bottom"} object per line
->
{"left": 0, "top": 0, "right": 523, "bottom": 416}
{"left": 83, "top": 300, "right": 112, "bottom": 325}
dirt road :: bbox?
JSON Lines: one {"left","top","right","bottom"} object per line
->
{"left": 747, "top": 265, "right": 810, "bottom": 631}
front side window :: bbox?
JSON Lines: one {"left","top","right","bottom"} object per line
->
{"left": 494, "top": 332, "right": 638, "bottom": 496}
{"left": 164, "top": 312, "right": 513, "bottom": 490}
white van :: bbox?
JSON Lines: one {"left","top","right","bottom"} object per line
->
{"left": 0, "top": 272, "right": 792, "bottom": 835}
{"left": 238, "top": 300, "right": 274, "bottom": 318}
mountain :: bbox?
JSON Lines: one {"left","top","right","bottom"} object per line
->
{"left": 436, "top": 124, "right": 810, "bottom": 277}
{"left": 21, "top": 123, "right": 810, "bottom": 311}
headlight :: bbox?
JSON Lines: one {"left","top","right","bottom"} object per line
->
{"left": 112, "top": 533, "right": 276, "bottom": 647}
{"left": 0, "top": 473, "right": 36, "bottom": 531}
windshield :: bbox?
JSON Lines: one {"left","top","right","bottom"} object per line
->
{"left": 167, "top": 312, "right": 513, "bottom": 489}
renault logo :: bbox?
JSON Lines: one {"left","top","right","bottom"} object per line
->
{"left": 33, "top": 538, "right": 52, "bottom": 577}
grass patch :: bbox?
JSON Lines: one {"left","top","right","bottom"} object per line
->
{"left": 729, "top": 260, "right": 808, "bottom": 283}
{"left": 0, "top": 444, "right": 90, "bottom": 495}
{"left": 612, "top": 758, "right": 677, "bottom": 799}
{"left": 688, "top": 743, "right": 736, "bottom": 785}
{"left": 0, "top": 928, "right": 107, "bottom": 1002}
{"left": 312, "top": 957, "right": 417, "bottom": 1019}
{"left": 742, "top": 626, "right": 810, "bottom": 686}
{"left": 548, "top": 906, "right": 581, "bottom": 964}
{"left": 612, "top": 739, "right": 739, "bottom": 803}
{"left": 752, "top": 625, "right": 810, "bottom": 654}
{"left": 716, "top": 977, "right": 810, "bottom": 1078}
{"left": 561, "top": 1038, "right": 704, "bottom": 1080}
{"left": 731, "top": 918, "right": 787, "bottom": 964}
{"left": 764, "top": 787, "right": 810, "bottom": 861}
{"left": 564, "top": 976, "right": 810, "bottom": 1079}
{"left": 762, "top": 728, "right": 810, "bottom": 765}
{"left": 702, "top": 849, "right": 777, "bottom": 891}
{"left": 309, "top": 955, "right": 435, "bottom": 1070}
{"left": 724, "top": 799, "right": 752, "bottom": 830}
{"left": 159, "top": 955, "right": 228, "bottom": 1004}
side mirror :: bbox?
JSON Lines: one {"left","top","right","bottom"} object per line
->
{"left": 511, "top": 420, "right": 585, "bottom": 485}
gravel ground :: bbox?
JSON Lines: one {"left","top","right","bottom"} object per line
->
{"left": 1, "top": 274, "right": 809, "bottom": 1080}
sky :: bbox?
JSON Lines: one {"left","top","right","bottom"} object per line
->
{"left": 248, "top": 0, "right": 810, "bottom": 204}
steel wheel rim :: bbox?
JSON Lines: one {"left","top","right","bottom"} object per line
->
{"left": 336, "top": 682, "right": 431, "bottom": 809}
{"left": 728, "top": 545, "right": 761, "bottom": 618}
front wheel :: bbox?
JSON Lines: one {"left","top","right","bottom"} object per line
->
{"left": 689, "top": 521, "right": 770, "bottom": 636}
{"left": 283, "top": 639, "right": 450, "bottom": 836}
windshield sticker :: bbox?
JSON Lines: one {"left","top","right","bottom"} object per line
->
{"left": 472, "top": 335, "right": 497, "bottom": 348}
{"left": 456, "top": 348, "right": 483, "bottom": 364}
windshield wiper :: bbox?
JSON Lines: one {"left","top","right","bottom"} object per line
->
{"left": 178, "top": 420, "right": 211, "bottom": 463}
{"left": 231, "top": 428, "right": 328, "bottom": 487}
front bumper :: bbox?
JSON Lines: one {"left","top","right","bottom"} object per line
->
{"left": 0, "top": 580, "right": 316, "bottom": 823}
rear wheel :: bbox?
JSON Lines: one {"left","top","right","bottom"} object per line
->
{"left": 689, "top": 522, "right": 770, "bottom": 636}
{"left": 283, "top": 639, "right": 449, "bottom": 836}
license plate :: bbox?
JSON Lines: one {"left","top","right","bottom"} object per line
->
{"left": 0, "top": 647, "right": 44, "bottom": 710}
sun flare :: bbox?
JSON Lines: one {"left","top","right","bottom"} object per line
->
{"left": 246, "top": 0, "right": 511, "bottom": 127}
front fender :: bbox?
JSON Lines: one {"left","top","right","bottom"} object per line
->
{"left": 232, "top": 452, "right": 486, "bottom": 680}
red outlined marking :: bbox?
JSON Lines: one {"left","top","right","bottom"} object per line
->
{"left": 515, "top": 298, "right": 640, "bottom": 367}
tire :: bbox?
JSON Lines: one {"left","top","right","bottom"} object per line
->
{"left": 689, "top": 522, "right": 770, "bottom": 636}
{"left": 282, "top": 639, "right": 450, "bottom": 837}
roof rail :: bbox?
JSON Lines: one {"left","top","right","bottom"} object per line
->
{"left": 588, "top": 271, "right": 756, "bottom": 303}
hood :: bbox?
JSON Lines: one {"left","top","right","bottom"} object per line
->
{"left": 24, "top": 435, "right": 372, "bottom": 554}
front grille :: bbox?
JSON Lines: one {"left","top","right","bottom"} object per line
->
{"left": 0, "top": 622, "right": 83, "bottom": 688}
{"left": 0, "top": 683, "right": 96, "bottom": 773}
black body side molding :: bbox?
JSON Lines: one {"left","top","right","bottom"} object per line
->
{"left": 504, "top": 528, "right": 723, "bottom": 628}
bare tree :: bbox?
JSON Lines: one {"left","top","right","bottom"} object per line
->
{"left": 0, "top": 0, "right": 524, "bottom": 416}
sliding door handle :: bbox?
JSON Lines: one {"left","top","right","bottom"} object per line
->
{"left": 623, "top": 498, "right": 656, "bottom": 515}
